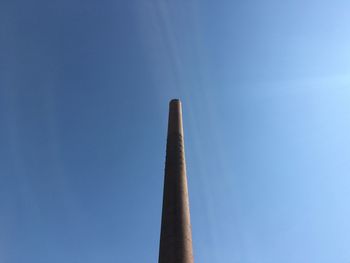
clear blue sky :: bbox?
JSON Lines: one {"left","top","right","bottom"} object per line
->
{"left": 1, "top": 0, "right": 350, "bottom": 262}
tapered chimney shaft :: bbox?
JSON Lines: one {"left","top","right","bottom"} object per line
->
{"left": 158, "top": 99, "right": 194, "bottom": 263}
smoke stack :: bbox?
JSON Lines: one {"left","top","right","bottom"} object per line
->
{"left": 158, "top": 99, "right": 194, "bottom": 263}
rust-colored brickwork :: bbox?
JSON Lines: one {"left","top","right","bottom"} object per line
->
{"left": 158, "top": 99, "right": 194, "bottom": 263}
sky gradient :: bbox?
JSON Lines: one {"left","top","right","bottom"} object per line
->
{"left": 1, "top": 0, "right": 350, "bottom": 262}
